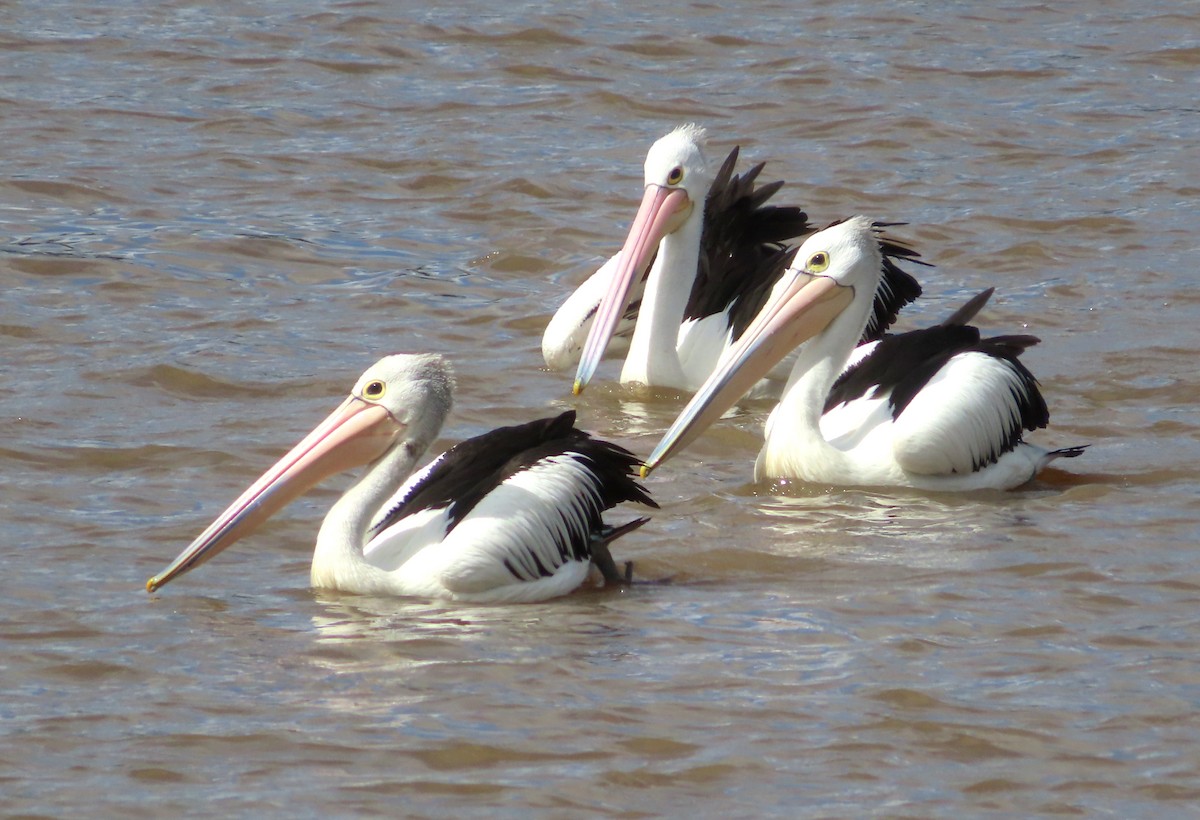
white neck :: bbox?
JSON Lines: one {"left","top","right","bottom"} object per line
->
{"left": 310, "top": 441, "right": 423, "bottom": 592}
{"left": 755, "top": 296, "right": 872, "bottom": 482}
{"left": 620, "top": 210, "right": 703, "bottom": 389}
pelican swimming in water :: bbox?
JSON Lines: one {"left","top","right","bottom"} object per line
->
{"left": 543, "top": 124, "right": 819, "bottom": 397}
{"left": 643, "top": 216, "right": 1085, "bottom": 491}
{"left": 147, "top": 354, "right": 656, "bottom": 603}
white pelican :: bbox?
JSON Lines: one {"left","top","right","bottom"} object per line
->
{"left": 643, "top": 216, "right": 1086, "bottom": 491}
{"left": 146, "top": 354, "right": 657, "bottom": 603}
{"left": 547, "top": 124, "right": 819, "bottom": 396}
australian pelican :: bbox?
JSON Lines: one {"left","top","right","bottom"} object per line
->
{"left": 147, "top": 354, "right": 656, "bottom": 602}
{"left": 643, "top": 217, "right": 1085, "bottom": 491}
{"left": 543, "top": 124, "right": 819, "bottom": 397}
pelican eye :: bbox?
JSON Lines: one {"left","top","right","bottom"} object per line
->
{"left": 807, "top": 251, "right": 830, "bottom": 273}
{"left": 362, "top": 379, "right": 386, "bottom": 400}
{"left": 666, "top": 166, "right": 684, "bottom": 186}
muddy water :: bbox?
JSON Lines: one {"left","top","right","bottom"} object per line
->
{"left": 3, "top": 0, "right": 1200, "bottom": 815}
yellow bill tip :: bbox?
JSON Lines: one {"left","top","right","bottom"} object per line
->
{"left": 639, "top": 463, "right": 651, "bottom": 480}
{"left": 146, "top": 577, "right": 160, "bottom": 593}
{"left": 572, "top": 379, "right": 584, "bottom": 396}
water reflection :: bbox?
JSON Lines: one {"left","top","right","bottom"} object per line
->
{"left": 741, "top": 486, "right": 1052, "bottom": 572}
{"left": 303, "top": 592, "right": 649, "bottom": 731}
{"left": 308, "top": 593, "right": 634, "bottom": 669}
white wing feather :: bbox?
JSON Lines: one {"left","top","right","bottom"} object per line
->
{"left": 892, "top": 352, "right": 1029, "bottom": 475}
{"left": 542, "top": 255, "right": 638, "bottom": 371}
{"left": 434, "top": 455, "right": 603, "bottom": 595}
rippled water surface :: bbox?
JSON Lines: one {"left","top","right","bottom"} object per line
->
{"left": 4, "top": 0, "right": 1200, "bottom": 816}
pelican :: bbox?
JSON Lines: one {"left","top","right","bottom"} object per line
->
{"left": 547, "top": 124, "right": 818, "bottom": 396}
{"left": 643, "top": 216, "right": 1085, "bottom": 491}
{"left": 146, "top": 354, "right": 657, "bottom": 603}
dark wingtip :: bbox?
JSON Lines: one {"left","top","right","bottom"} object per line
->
{"left": 590, "top": 516, "right": 652, "bottom": 586}
{"left": 982, "top": 334, "right": 1042, "bottom": 356}
{"left": 598, "top": 516, "right": 652, "bottom": 544}
{"left": 941, "top": 288, "right": 995, "bottom": 327}
{"left": 712, "top": 146, "right": 739, "bottom": 189}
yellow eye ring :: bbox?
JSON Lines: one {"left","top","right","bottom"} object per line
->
{"left": 362, "top": 379, "right": 386, "bottom": 400}
{"left": 667, "top": 166, "right": 684, "bottom": 186}
{"left": 807, "top": 251, "right": 830, "bottom": 273}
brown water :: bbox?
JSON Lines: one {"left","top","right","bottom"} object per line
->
{"left": 3, "top": 0, "right": 1199, "bottom": 816}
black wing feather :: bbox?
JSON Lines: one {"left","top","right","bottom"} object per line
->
{"left": 862, "top": 223, "right": 926, "bottom": 344}
{"left": 824, "top": 304, "right": 1050, "bottom": 470}
{"left": 940, "top": 287, "right": 994, "bottom": 327}
{"left": 687, "top": 147, "right": 811, "bottom": 339}
{"left": 369, "top": 410, "right": 656, "bottom": 572}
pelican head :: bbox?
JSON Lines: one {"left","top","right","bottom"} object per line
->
{"left": 146, "top": 354, "right": 454, "bottom": 593}
{"left": 642, "top": 216, "right": 881, "bottom": 474}
{"left": 573, "top": 125, "right": 713, "bottom": 394}
{"left": 643, "top": 123, "right": 711, "bottom": 201}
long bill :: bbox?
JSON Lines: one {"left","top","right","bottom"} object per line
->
{"left": 146, "top": 395, "right": 403, "bottom": 593}
{"left": 572, "top": 183, "right": 691, "bottom": 395}
{"left": 641, "top": 273, "right": 855, "bottom": 477}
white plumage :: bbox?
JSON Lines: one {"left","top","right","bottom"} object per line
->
{"left": 547, "top": 125, "right": 813, "bottom": 397}
{"left": 645, "top": 217, "right": 1085, "bottom": 491}
{"left": 542, "top": 254, "right": 639, "bottom": 372}
{"left": 147, "top": 354, "right": 655, "bottom": 602}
